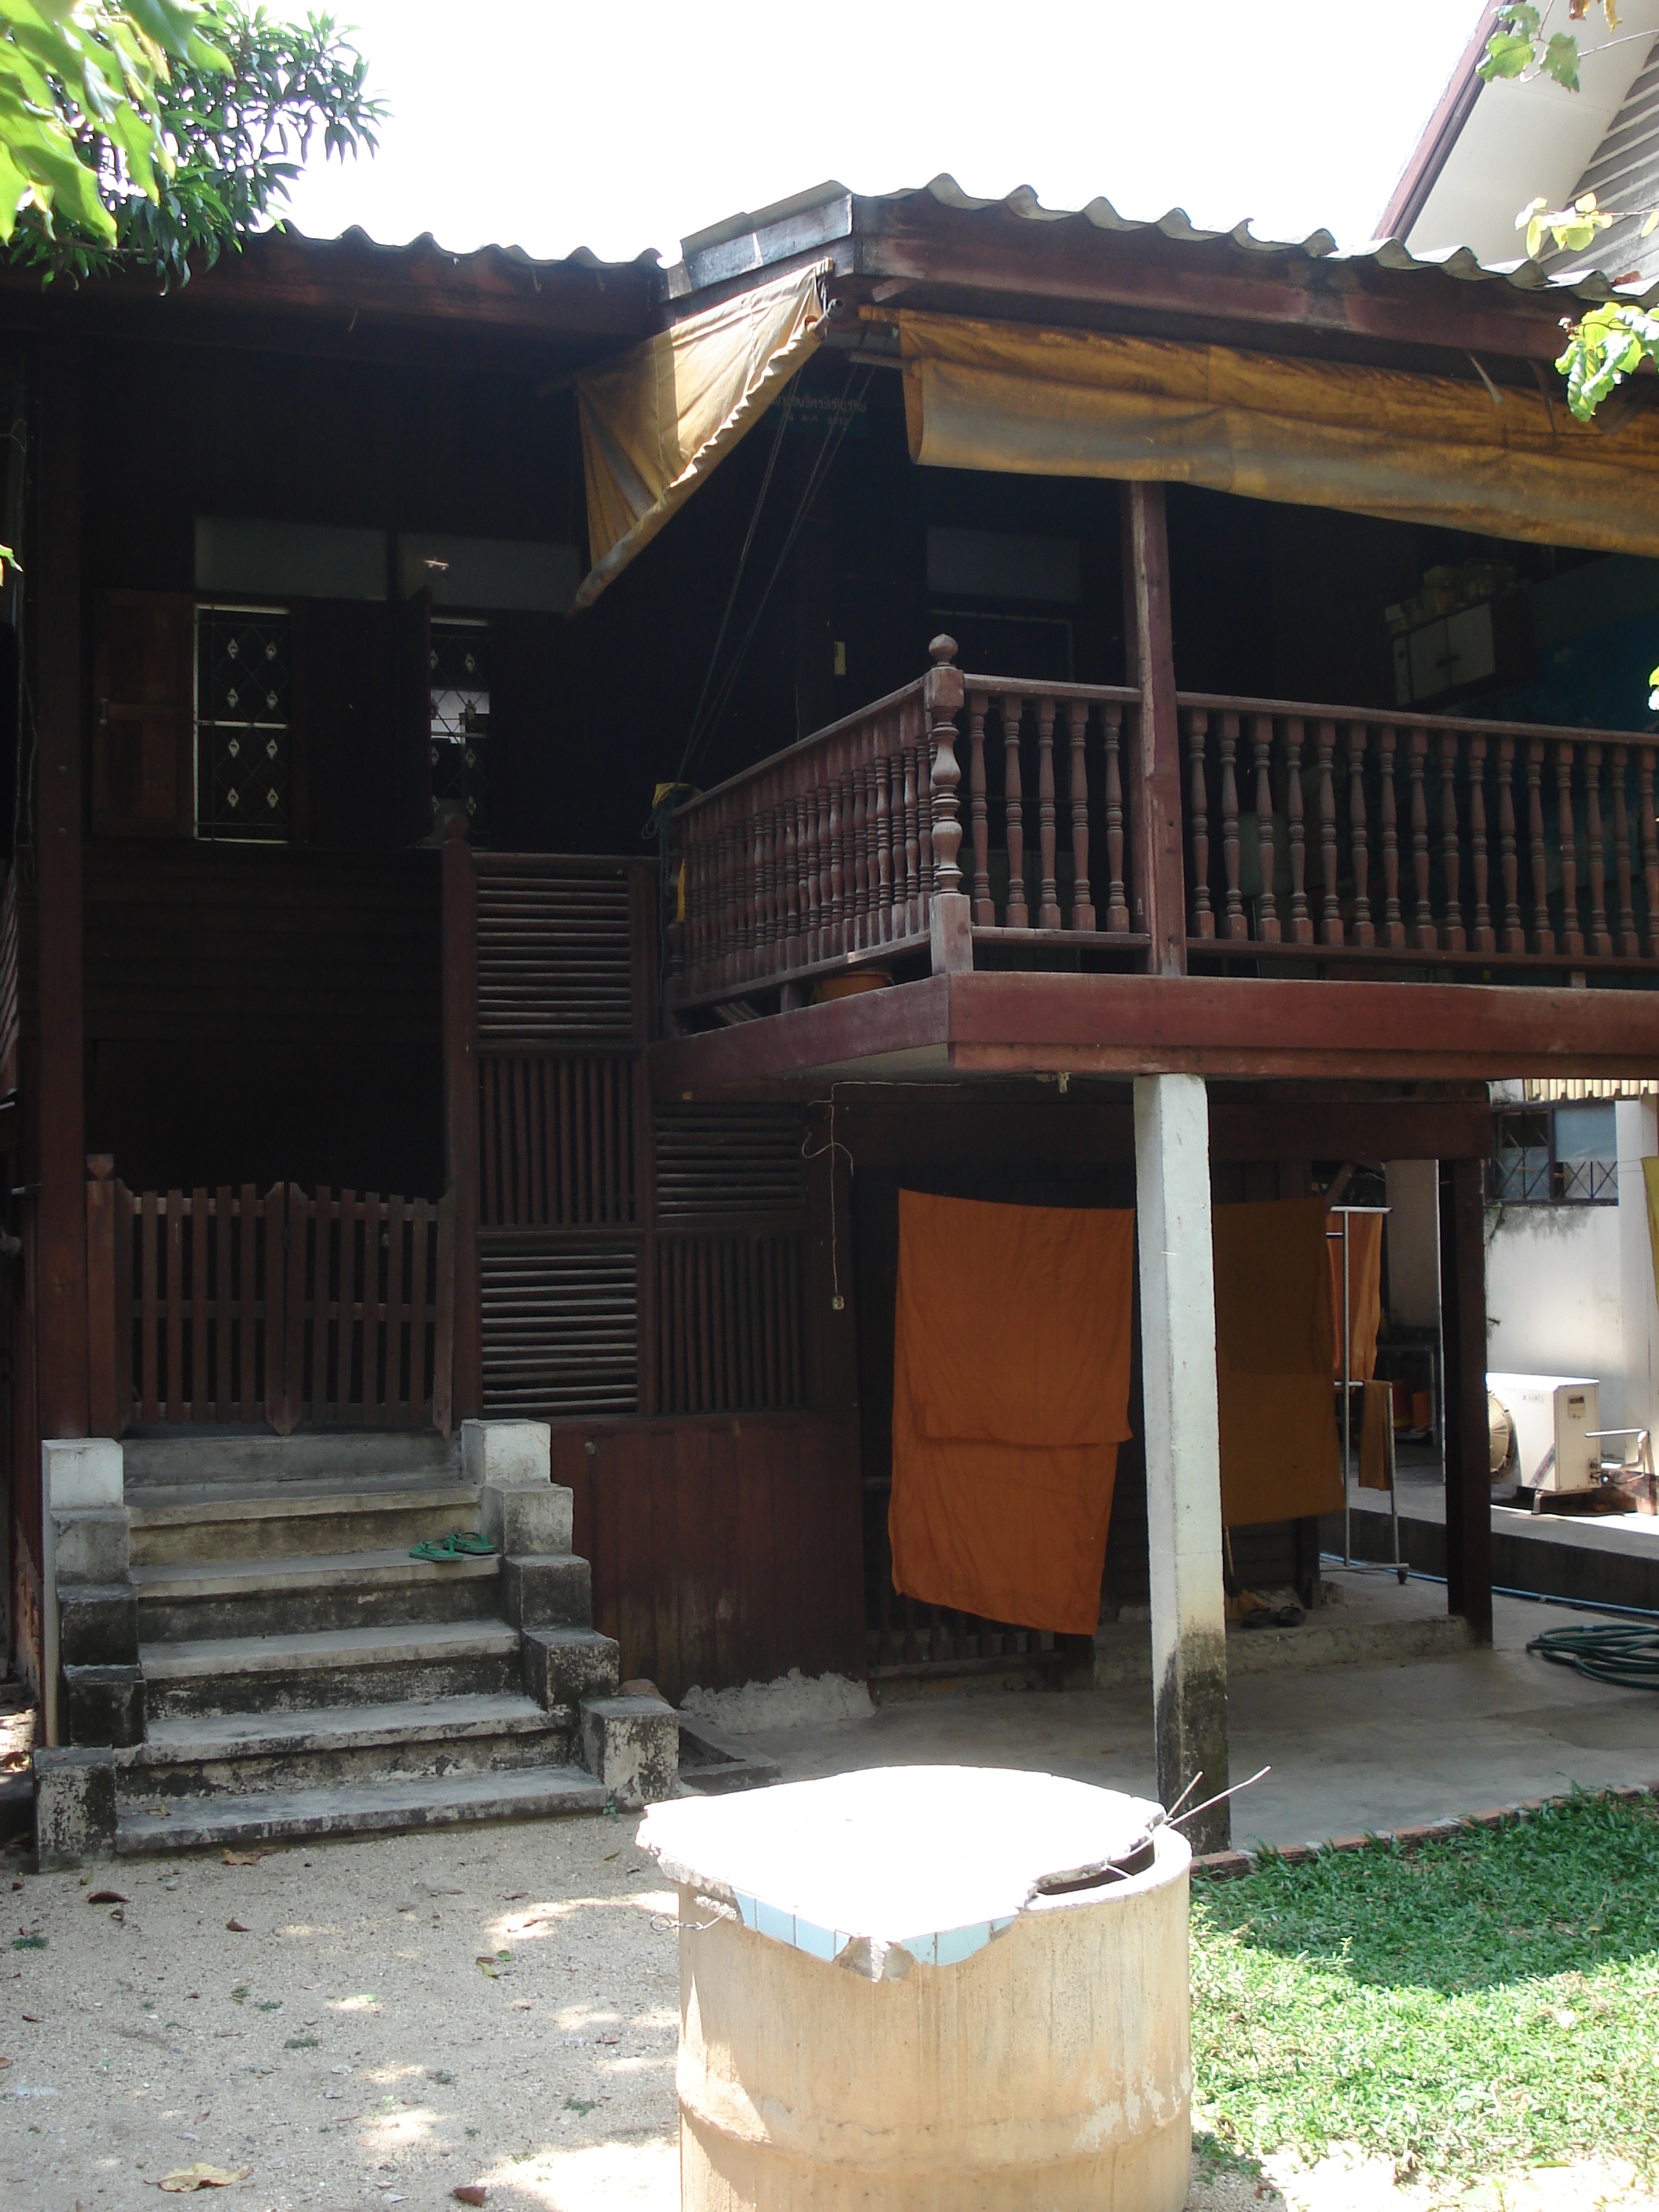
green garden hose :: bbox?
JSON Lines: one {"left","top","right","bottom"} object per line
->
{"left": 1527, "top": 1621, "right": 1659, "bottom": 1688}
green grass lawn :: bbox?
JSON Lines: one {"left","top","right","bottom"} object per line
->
{"left": 1189, "top": 1793, "right": 1659, "bottom": 2183}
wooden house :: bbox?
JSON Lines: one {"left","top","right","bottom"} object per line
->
{"left": 10, "top": 178, "right": 1659, "bottom": 1851}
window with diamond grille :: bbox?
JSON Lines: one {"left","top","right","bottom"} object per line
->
{"left": 196, "top": 605, "right": 291, "bottom": 840}
{"left": 430, "top": 619, "right": 490, "bottom": 844}
{"left": 1491, "top": 1103, "right": 1617, "bottom": 1205}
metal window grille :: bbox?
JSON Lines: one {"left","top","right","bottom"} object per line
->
{"left": 196, "top": 605, "right": 291, "bottom": 840}
{"left": 1491, "top": 1104, "right": 1617, "bottom": 1205}
{"left": 430, "top": 619, "right": 490, "bottom": 844}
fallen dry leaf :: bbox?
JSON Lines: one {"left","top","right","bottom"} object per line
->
{"left": 86, "top": 1890, "right": 128, "bottom": 1906}
{"left": 158, "top": 2163, "right": 251, "bottom": 2192}
{"left": 20, "top": 2013, "right": 41, "bottom": 2023}
{"left": 220, "top": 1851, "right": 263, "bottom": 1867}
{"left": 452, "top": 2188, "right": 488, "bottom": 2207}
{"left": 225, "top": 1919, "right": 251, "bottom": 1934}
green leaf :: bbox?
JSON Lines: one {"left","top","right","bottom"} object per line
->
{"left": 1542, "top": 31, "right": 1583, "bottom": 90}
{"left": 1480, "top": 30, "right": 1536, "bottom": 79}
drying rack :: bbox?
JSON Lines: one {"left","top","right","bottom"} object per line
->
{"left": 1327, "top": 1206, "right": 1405, "bottom": 1584}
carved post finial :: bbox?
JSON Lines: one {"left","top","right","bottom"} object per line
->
{"left": 929, "top": 634, "right": 958, "bottom": 668}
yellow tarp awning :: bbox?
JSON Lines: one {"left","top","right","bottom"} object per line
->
{"left": 897, "top": 308, "right": 1659, "bottom": 556}
{"left": 573, "top": 262, "right": 831, "bottom": 610}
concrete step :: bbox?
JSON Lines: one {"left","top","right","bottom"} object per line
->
{"left": 122, "top": 1430, "right": 459, "bottom": 1490}
{"left": 133, "top": 1547, "right": 503, "bottom": 1642}
{"left": 128, "top": 1479, "right": 480, "bottom": 1566}
{"left": 117, "top": 1691, "right": 577, "bottom": 1799}
{"left": 114, "top": 1763, "right": 609, "bottom": 1855}
{"left": 141, "top": 1619, "right": 522, "bottom": 1719}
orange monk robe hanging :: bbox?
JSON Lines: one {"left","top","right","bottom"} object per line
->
{"left": 889, "top": 1191, "right": 1135, "bottom": 1635}
{"left": 1328, "top": 1212, "right": 1384, "bottom": 1383}
{"left": 1213, "top": 1197, "right": 1344, "bottom": 1529}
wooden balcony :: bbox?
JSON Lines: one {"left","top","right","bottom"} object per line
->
{"left": 657, "top": 641, "right": 1659, "bottom": 1091}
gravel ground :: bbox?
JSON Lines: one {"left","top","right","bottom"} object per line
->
{"left": 3, "top": 1810, "right": 1652, "bottom": 2212}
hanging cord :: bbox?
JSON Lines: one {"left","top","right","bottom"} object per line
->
{"left": 668, "top": 376, "right": 800, "bottom": 803}
{"left": 802, "top": 1085, "right": 855, "bottom": 1311}
{"left": 681, "top": 363, "right": 874, "bottom": 791}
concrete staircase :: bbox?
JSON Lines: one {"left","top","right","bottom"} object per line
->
{"left": 36, "top": 1423, "right": 676, "bottom": 1864}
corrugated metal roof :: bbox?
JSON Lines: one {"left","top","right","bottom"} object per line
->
{"left": 670, "top": 174, "right": 1659, "bottom": 312}
{"left": 1555, "top": 35, "right": 1659, "bottom": 291}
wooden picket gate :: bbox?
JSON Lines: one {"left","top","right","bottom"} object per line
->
{"left": 86, "top": 1164, "right": 455, "bottom": 1437}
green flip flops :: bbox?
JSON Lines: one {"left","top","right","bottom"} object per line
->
{"left": 410, "top": 1531, "right": 497, "bottom": 1562}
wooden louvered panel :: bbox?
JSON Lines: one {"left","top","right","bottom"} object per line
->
{"left": 478, "top": 1054, "right": 635, "bottom": 1229}
{"left": 479, "top": 1237, "right": 639, "bottom": 1416}
{"left": 474, "top": 864, "right": 636, "bottom": 1041}
{"left": 654, "top": 1105, "right": 804, "bottom": 1220}
{"left": 656, "top": 1232, "right": 804, "bottom": 1415}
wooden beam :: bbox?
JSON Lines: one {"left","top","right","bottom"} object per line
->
{"left": 441, "top": 823, "right": 482, "bottom": 1421}
{"left": 35, "top": 330, "right": 89, "bottom": 1442}
{"left": 1120, "top": 483, "right": 1185, "bottom": 977}
{"left": 1440, "top": 1155, "right": 1493, "bottom": 1643}
{"left": 650, "top": 971, "right": 1659, "bottom": 1091}
{"left": 855, "top": 202, "right": 1582, "bottom": 366}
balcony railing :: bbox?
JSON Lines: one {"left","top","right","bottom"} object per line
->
{"left": 662, "top": 640, "right": 1659, "bottom": 1013}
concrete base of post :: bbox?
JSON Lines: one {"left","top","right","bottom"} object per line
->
{"left": 580, "top": 1693, "right": 678, "bottom": 1808}
{"left": 35, "top": 1745, "right": 117, "bottom": 1868}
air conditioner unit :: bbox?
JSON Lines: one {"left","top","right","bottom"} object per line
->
{"left": 1487, "top": 1373, "right": 1601, "bottom": 1496}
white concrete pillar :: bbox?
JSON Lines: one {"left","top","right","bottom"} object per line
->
{"left": 1616, "top": 1097, "right": 1659, "bottom": 1446}
{"left": 1133, "top": 1073, "right": 1230, "bottom": 1853}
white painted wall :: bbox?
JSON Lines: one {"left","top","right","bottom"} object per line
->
{"left": 1485, "top": 1202, "right": 1623, "bottom": 1417}
{"left": 1617, "top": 1098, "right": 1659, "bottom": 1446}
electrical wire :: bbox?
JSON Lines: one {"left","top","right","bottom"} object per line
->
{"left": 1526, "top": 1621, "right": 1659, "bottom": 1688}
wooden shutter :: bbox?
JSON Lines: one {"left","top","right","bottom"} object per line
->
{"left": 92, "top": 591, "right": 195, "bottom": 837}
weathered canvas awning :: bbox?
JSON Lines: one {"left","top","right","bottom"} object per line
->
{"left": 573, "top": 261, "right": 831, "bottom": 609}
{"left": 898, "top": 309, "right": 1659, "bottom": 557}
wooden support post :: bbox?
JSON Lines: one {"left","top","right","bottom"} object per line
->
{"left": 1134, "top": 1072, "right": 1230, "bottom": 1851}
{"left": 441, "top": 819, "right": 482, "bottom": 1422}
{"left": 1439, "top": 1156, "right": 1492, "bottom": 1644}
{"left": 1120, "top": 482, "right": 1187, "bottom": 976}
{"left": 36, "top": 331, "right": 89, "bottom": 1442}
{"left": 85, "top": 1157, "right": 116, "bottom": 1439}
{"left": 925, "top": 635, "right": 971, "bottom": 975}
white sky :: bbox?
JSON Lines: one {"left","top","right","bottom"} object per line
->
{"left": 279, "top": 1, "right": 1485, "bottom": 269}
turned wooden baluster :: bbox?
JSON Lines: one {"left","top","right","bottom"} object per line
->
{"left": 1035, "top": 697, "right": 1061, "bottom": 928}
{"left": 1103, "top": 705, "right": 1129, "bottom": 932}
{"left": 1438, "top": 731, "right": 1465, "bottom": 952}
{"left": 780, "top": 782, "right": 798, "bottom": 958}
{"left": 917, "top": 717, "right": 936, "bottom": 904}
{"left": 826, "top": 742, "right": 845, "bottom": 957}
{"left": 1639, "top": 747, "right": 1659, "bottom": 956}
{"left": 818, "top": 749, "right": 836, "bottom": 961}
{"left": 874, "top": 734, "right": 895, "bottom": 944}
{"left": 903, "top": 703, "right": 921, "bottom": 935}
{"left": 1185, "top": 709, "right": 1214, "bottom": 938}
{"left": 1498, "top": 736, "right": 1525, "bottom": 952}
{"left": 851, "top": 738, "right": 870, "bottom": 954}
{"left": 1468, "top": 735, "right": 1495, "bottom": 954}
{"left": 1407, "top": 731, "right": 1434, "bottom": 950}
{"left": 1219, "top": 711, "right": 1247, "bottom": 940}
{"left": 1527, "top": 739, "right": 1554, "bottom": 954}
{"left": 1002, "top": 694, "right": 1027, "bottom": 925}
{"left": 1378, "top": 724, "right": 1405, "bottom": 948}
{"left": 1284, "top": 716, "right": 1313, "bottom": 944}
{"left": 968, "top": 691, "right": 994, "bottom": 925}
{"left": 1251, "top": 714, "right": 1280, "bottom": 943}
{"left": 716, "top": 807, "right": 734, "bottom": 987}
{"left": 1557, "top": 742, "right": 1584, "bottom": 957}
{"left": 1350, "top": 724, "right": 1375, "bottom": 947}
{"left": 1317, "top": 718, "right": 1343, "bottom": 947}
{"left": 801, "top": 772, "right": 821, "bottom": 965}
{"left": 1613, "top": 743, "right": 1637, "bottom": 954}
{"left": 1068, "top": 701, "right": 1095, "bottom": 932}
{"left": 756, "top": 797, "right": 775, "bottom": 971}
{"left": 1585, "top": 743, "right": 1610, "bottom": 957}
